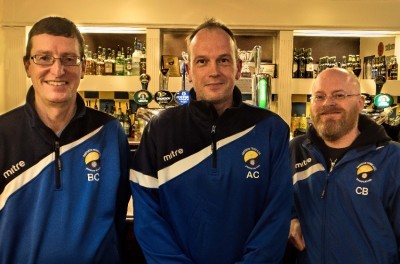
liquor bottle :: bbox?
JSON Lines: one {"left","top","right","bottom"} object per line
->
{"left": 290, "top": 114, "right": 300, "bottom": 137}
{"left": 95, "top": 48, "right": 105, "bottom": 75}
{"left": 94, "top": 99, "right": 98, "bottom": 110}
{"left": 371, "top": 57, "right": 377, "bottom": 79}
{"left": 298, "top": 48, "right": 306, "bottom": 78}
{"left": 365, "top": 59, "right": 372, "bottom": 79}
{"left": 346, "top": 55, "right": 354, "bottom": 72}
{"left": 132, "top": 39, "right": 142, "bottom": 76}
{"left": 353, "top": 55, "right": 361, "bottom": 77}
{"left": 292, "top": 48, "right": 298, "bottom": 78}
{"left": 123, "top": 104, "right": 132, "bottom": 137}
{"left": 125, "top": 47, "right": 133, "bottom": 76}
{"left": 341, "top": 56, "right": 347, "bottom": 69}
{"left": 390, "top": 57, "right": 398, "bottom": 80}
{"left": 104, "top": 48, "right": 115, "bottom": 75}
{"left": 84, "top": 44, "right": 89, "bottom": 58}
{"left": 299, "top": 114, "right": 308, "bottom": 131}
{"left": 115, "top": 45, "right": 125, "bottom": 76}
{"left": 379, "top": 56, "right": 386, "bottom": 79}
{"left": 140, "top": 41, "right": 147, "bottom": 75}
{"left": 305, "top": 48, "right": 314, "bottom": 78}
{"left": 317, "top": 56, "right": 326, "bottom": 74}
{"left": 117, "top": 102, "right": 124, "bottom": 127}
{"left": 85, "top": 51, "right": 96, "bottom": 75}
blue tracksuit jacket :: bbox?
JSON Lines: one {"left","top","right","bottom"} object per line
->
{"left": 131, "top": 87, "right": 292, "bottom": 264}
{"left": 0, "top": 87, "right": 131, "bottom": 263}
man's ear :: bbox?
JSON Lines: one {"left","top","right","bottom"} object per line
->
{"left": 23, "top": 57, "right": 31, "bottom": 78}
{"left": 235, "top": 59, "right": 242, "bottom": 80}
{"left": 186, "top": 62, "right": 192, "bottom": 82}
{"left": 81, "top": 61, "right": 85, "bottom": 79}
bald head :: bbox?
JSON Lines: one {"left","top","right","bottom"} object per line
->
{"left": 313, "top": 68, "right": 361, "bottom": 95}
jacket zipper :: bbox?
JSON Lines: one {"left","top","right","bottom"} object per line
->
{"left": 321, "top": 158, "right": 336, "bottom": 264}
{"left": 211, "top": 124, "right": 217, "bottom": 168}
{"left": 321, "top": 159, "right": 336, "bottom": 199}
{"left": 54, "top": 140, "right": 62, "bottom": 189}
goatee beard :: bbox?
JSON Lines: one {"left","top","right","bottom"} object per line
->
{"left": 312, "top": 106, "right": 359, "bottom": 142}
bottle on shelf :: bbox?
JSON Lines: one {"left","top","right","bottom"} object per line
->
{"left": 305, "top": 48, "right": 314, "bottom": 78}
{"left": 390, "top": 57, "right": 398, "bottom": 80}
{"left": 117, "top": 102, "right": 124, "bottom": 127}
{"left": 379, "top": 56, "right": 386, "bottom": 79}
{"left": 140, "top": 41, "right": 147, "bottom": 75}
{"left": 132, "top": 39, "right": 142, "bottom": 76}
{"left": 298, "top": 48, "right": 306, "bottom": 78}
{"left": 353, "top": 55, "right": 361, "bottom": 77}
{"left": 328, "top": 56, "right": 332, "bottom": 68}
{"left": 123, "top": 103, "right": 132, "bottom": 137}
{"left": 115, "top": 45, "right": 125, "bottom": 76}
{"left": 365, "top": 59, "right": 372, "bottom": 79}
{"left": 290, "top": 114, "right": 300, "bottom": 137}
{"left": 371, "top": 57, "right": 377, "bottom": 79}
{"left": 85, "top": 50, "right": 96, "bottom": 75}
{"left": 341, "top": 56, "right": 347, "bottom": 69}
{"left": 125, "top": 47, "right": 133, "bottom": 76}
{"left": 104, "top": 48, "right": 115, "bottom": 75}
{"left": 94, "top": 99, "right": 98, "bottom": 110}
{"left": 299, "top": 114, "right": 308, "bottom": 131}
{"left": 95, "top": 46, "right": 105, "bottom": 75}
{"left": 292, "top": 48, "right": 298, "bottom": 78}
{"left": 84, "top": 44, "right": 89, "bottom": 58}
{"left": 346, "top": 55, "right": 354, "bottom": 73}
{"left": 103, "top": 103, "right": 109, "bottom": 114}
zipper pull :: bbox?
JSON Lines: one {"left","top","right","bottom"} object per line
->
{"left": 54, "top": 141, "right": 62, "bottom": 189}
{"left": 55, "top": 141, "right": 62, "bottom": 171}
{"left": 321, "top": 187, "right": 327, "bottom": 199}
{"left": 321, "top": 159, "right": 336, "bottom": 198}
{"left": 211, "top": 125, "right": 216, "bottom": 150}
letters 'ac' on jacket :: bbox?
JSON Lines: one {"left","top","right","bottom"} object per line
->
{"left": 131, "top": 87, "right": 293, "bottom": 264}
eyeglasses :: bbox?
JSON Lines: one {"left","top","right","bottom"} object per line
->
{"left": 30, "top": 55, "right": 83, "bottom": 66}
{"left": 310, "top": 93, "right": 361, "bottom": 103}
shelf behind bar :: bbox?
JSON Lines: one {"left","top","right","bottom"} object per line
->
{"left": 291, "top": 78, "right": 400, "bottom": 96}
{"left": 78, "top": 75, "right": 399, "bottom": 96}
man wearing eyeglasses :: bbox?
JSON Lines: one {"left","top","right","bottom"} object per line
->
{"left": 288, "top": 68, "right": 400, "bottom": 263}
{"left": 0, "top": 17, "right": 131, "bottom": 263}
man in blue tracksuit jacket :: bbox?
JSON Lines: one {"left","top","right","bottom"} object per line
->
{"left": 289, "top": 68, "right": 400, "bottom": 263}
{"left": 131, "top": 18, "right": 292, "bottom": 263}
{"left": 0, "top": 17, "right": 131, "bottom": 263}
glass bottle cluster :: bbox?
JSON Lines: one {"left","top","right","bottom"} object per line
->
{"left": 84, "top": 38, "right": 146, "bottom": 76}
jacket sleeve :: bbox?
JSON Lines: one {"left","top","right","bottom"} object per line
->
{"left": 238, "top": 118, "right": 293, "bottom": 263}
{"left": 130, "top": 122, "right": 194, "bottom": 264}
{"left": 115, "top": 123, "right": 133, "bottom": 246}
{"left": 386, "top": 144, "right": 400, "bottom": 259}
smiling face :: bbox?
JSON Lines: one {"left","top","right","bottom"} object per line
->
{"left": 310, "top": 68, "right": 364, "bottom": 142}
{"left": 24, "top": 34, "right": 85, "bottom": 109}
{"left": 186, "top": 28, "right": 241, "bottom": 114}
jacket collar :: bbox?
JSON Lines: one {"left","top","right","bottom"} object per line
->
{"left": 187, "top": 86, "right": 243, "bottom": 121}
{"left": 24, "top": 86, "right": 86, "bottom": 130}
{"left": 307, "top": 114, "right": 391, "bottom": 150}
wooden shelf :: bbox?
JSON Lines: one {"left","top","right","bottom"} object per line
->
{"left": 291, "top": 78, "right": 400, "bottom": 96}
{"left": 79, "top": 75, "right": 140, "bottom": 92}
